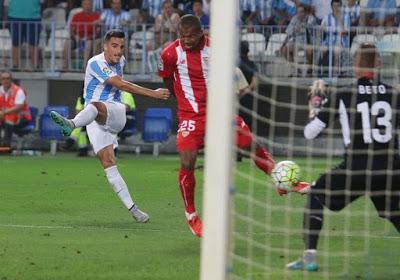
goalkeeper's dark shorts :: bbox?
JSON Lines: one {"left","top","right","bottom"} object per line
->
{"left": 311, "top": 158, "right": 400, "bottom": 219}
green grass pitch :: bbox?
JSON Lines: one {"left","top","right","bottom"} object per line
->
{"left": 0, "top": 154, "right": 399, "bottom": 280}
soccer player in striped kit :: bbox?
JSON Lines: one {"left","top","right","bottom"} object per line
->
{"left": 50, "top": 29, "right": 170, "bottom": 223}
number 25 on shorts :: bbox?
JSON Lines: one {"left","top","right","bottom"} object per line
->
{"left": 178, "top": 120, "right": 196, "bottom": 132}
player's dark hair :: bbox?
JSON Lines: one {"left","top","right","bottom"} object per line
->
{"left": 355, "top": 43, "right": 379, "bottom": 69}
{"left": 192, "top": 0, "right": 203, "bottom": 6}
{"left": 179, "top": 14, "right": 202, "bottom": 32}
{"left": 104, "top": 29, "right": 125, "bottom": 42}
{"left": 331, "top": 0, "right": 342, "bottom": 6}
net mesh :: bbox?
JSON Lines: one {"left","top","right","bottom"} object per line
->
{"left": 228, "top": 26, "right": 400, "bottom": 279}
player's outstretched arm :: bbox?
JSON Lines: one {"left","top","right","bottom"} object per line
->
{"left": 107, "top": 76, "right": 170, "bottom": 100}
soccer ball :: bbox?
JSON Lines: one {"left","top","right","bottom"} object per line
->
{"left": 271, "top": 160, "right": 301, "bottom": 191}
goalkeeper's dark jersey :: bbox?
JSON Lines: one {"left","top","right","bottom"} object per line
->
{"left": 316, "top": 77, "right": 400, "bottom": 164}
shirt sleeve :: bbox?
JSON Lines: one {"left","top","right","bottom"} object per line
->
{"left": 158, "top": 47, "right": 176, "bottom": 78}
{"left": 14, "top": 89, "right": 26, "bottom": 105}
{"left": 314, "top": 92, "right": 339, "bottom": 127}
{"left": 88, "top": 60, "right": 118, "bottom": 84}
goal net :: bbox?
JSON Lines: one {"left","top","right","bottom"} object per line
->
{"left": 228, "top": 28, "right": 400, "bottom": 280}
{"left": 201, "top": 1, "right": 400, "bottom": 279}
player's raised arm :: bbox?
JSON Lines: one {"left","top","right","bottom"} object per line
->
{"left": 106, "top": 76, "right": 170, "bottom": 100}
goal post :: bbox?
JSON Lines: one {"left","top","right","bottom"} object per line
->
{"left": 200, "top": 0, "right": 238, "bottom": 280}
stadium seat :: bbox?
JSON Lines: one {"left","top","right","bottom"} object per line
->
{"left": 241, "top": 32, "right": 266, "bottom": 58}
{"left": 350, "top": 34, "right": 377, "bottom": 56}
{"left": 147, "top": 48, "right": 162, "bottom": 73}
{"left": 377, "top": 34, "right": 400, "bottom": 53}
{"left": 40, "top": 106, "right": 70, "bottom": 155}
{"left": 129, "top": 30, "right": 155, "bottom": 58}
{"left": 0, "top": 29, "right": 12, "bottom": 59}
{"left": 265, "top": 33, "right": 287, "bottom": 57}
{"left": 119, "top": 110, "right": 138, "bottom": 140}
{"left": 264, "top": 33, "right": 290, "bottom": 77}
{"left": 44, "top": 28, "right": 70, "bottom": 56}
{"left": 15, "top": 106, "right": 39, "bottom": 152}
{"left": 42, "top": 7, "right": 67, "bottom": 32}
{"left": 142, "top": 108, "right": 173, "bottom": 156}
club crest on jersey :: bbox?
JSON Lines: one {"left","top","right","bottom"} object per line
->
{"left": 158, "top": 59, "right": 164, "bottom": 71}
{"left": 181, "top": 131, "right": 190, "bottom": 137}
{"left": 102, "top": 67, "right": 112, "bottom": 75}
{"left": 179, "top": 59, "right": 186, "bottom": 65}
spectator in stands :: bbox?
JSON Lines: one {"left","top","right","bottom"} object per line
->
{"left": 173, "top": 0, "right": 193, "bottom": 15}
{"left": 191, "top": 0, "right": 209, "bottom": 32}
{"left": 92, "top": 0, "right": 104, "bottom": 13}
{"left": 0, "top": 71, "right": 32, "bottom": 148}
{"left": 362, "top": 0, "right": 396, "bottom": 27}
{"left": 202, "top": 0, "right": 210, "bottom": 15}
{"left": 62, "top": 0, "right": 101, "bottom": 71}
{"left": 311, "top": 0, "right": 332, "bottom": 23}
{"left": 344, "top": 0, "right": 360, "bottom": 44}
{"left": 240, "top": 0, "right": 259, "bottom": 28}
{"left": 343, "top": 0, "right": 361, "bottom": 26}
{"left": 100, "top": 0, "right": 131, "bottom": 37}
{"left": 152, "top": 0, "right": 180, "bottom": 49}
{"left": 8, "top": 0, "right": 42, "bottom": 70}
{"left": 142, "top": 0, "right": 164, "bottom": 23}
{"left": 320, "top": 0, "right": 351, "bottom": 75}
{"left": 281, "top": 4, "right": 316, "bottom": 74}
{"left": 0, "top": 0, "right": 4, "bottom": 21}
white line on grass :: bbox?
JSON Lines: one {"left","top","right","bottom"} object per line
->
{"left": 0, "top": 223, "right": 399, "bottom": 239}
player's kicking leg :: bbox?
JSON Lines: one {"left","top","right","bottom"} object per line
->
{"left": 50, "top": 103, "right": 99, "bottom": 136}
{"left": 235, "top": 115, "right": 311, "bottom": 194}
{"left": 178, "top": 149, "right": 202, "bottom": 237}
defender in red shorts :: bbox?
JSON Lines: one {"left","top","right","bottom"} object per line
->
{"left": 159, "top": 15, "right": 308, "bottom": 237}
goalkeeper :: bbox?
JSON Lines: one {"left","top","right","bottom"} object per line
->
{"left": 287, "top": 43, "right": 400, "bottom": 271}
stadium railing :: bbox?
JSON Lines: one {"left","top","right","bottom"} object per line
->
{"left": 0, "top": 20, "right": 399, "bottom": 81}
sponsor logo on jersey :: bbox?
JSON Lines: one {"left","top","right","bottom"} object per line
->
{"left": 102, "top": 67, "right": 112, "bottom": 76}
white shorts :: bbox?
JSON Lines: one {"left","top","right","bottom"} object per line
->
{"left": 86, "top": 101, "right": 126, "bottom": 154}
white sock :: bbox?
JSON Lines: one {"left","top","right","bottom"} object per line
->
{"left": 71, "top": 104, "right": 98, "bottom": 128}
{"left": 104, "top": 165, "right": 134, "bottom": 210}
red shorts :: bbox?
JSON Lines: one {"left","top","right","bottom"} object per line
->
{"left": 176, "top": 115, "right": 253, "bottom": 152}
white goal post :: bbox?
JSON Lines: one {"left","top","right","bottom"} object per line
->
{"left": 200, "top": 0, "right": 238, "bottom": 280}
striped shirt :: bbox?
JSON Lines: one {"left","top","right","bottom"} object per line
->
{"left": 84, "top": 52, "right": 125, "bottom": 104}
{"left": 92, "top": 0, "right": 104, "bottom": 13}
{"left": 343, "top": 3, "right": 361, "bottom": 24}
{"left": 240, "top": 0, "right": 258, "bottom": 12}
{"left": 258, "top": 0, "right": 273, "bottom": 21}
{"left": 101, "top": 9, "right": 131, "bottom": 35}
{"left": 321, "top": 13, "right": 351, "bottom": 47}
{"left": 142, "top": 0, "right": 164, "bottom": 19}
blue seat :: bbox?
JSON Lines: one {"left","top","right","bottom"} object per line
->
{"left": 40, "top": 106, "right": 70, "bottom": 140}
{"left": 119, "top": 110, "right": 137, "bottom": 140}
{"left": 142, "top": 107, "right": 172, "bottom": 142}
{"left": 15, "top": 106, "right": 38, "bottom": 136}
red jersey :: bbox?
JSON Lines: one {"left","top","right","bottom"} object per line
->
{"left": 71, "top": 11, "right": 100, "bottom": 39}
{"left": 158, "top": 36, "right": 210, "bottom": 120}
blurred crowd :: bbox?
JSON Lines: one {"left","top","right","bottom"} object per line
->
{"left": 0, "top": 0, "right": 399, "bottom": 72}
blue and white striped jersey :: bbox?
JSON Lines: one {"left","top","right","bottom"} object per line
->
{"left": 83, "top": 52, "right": 125, "bottom": 104}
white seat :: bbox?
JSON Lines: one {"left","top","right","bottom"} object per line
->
{"left": 241, "top": 32, "right": 266, "bottom": 57}
{"left": 42, "top": 7, "right": 66, "bottom": 30}
{"left": 377, "top": 34, "right": 400, "bottom": 54}
{"left": 45, "top": 28, "right": 70, "bottom": 55}
{"left": 350, "top": 34, "right": 377, "bottom": 56}
{"left": 129, "top": 30, "right": 155, "bottom": 57}
{"left": 265, "top": 33, "right": 287, "bottom": 56}
{"left": 0, "top": 29, "right": 12, "bottom": 52}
